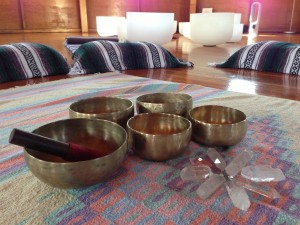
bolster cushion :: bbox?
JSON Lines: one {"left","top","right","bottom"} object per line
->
{"left": 0, "top": 43, "right": 70, "bottom": 83}
{"left": 215, "top": 41, "right": 300, "bottom": 75}
{"left": 69, "top": 41, "right": 193, "bottom": 75}
{"left": 64, "top": 36, "right": 120, "bottom": 56}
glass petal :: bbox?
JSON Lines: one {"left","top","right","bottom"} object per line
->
{"left": 190, "top": 156, "right": 205, "bottom": 166}
{"left": 226, "top": 180, "right": 251, "bottom": 211}
{"left": 196, "top": 173, "right": 225, "bottom": 200}
{"left": 207, "top": 148, "right": 227, "bottom": 171}
{"left": 241, "top": 165, "right": 286, "bottom": 182}
{"left": 225, "top": 149, "right": 253, "bottom": 177}
{"left": 236, "top": 179, "right": 281, "bottom": 199}
{"left": 180, "top": 165, "right": 211, "bottom": 182}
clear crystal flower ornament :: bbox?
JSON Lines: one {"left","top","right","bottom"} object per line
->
{"left": 180, "top": 148, "right": 286, "bottom": 211}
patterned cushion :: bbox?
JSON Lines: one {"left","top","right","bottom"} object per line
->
{"left": 214, "top": 41, "right": 300, "bottom": 75}
{"left": 69, "top": 41, "right": 193, "bottom": 75}
{"left": 64, "top": 36, "right": 119, "bottom": 56}
{"left": 0, "top": 43, "right": 70, "bottom": 83}
{"left": 65, "top": 36, "right": 119, "bottom": 45}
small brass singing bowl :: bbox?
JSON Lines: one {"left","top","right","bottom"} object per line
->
{"left": 189, "top": 105, "right": 247, "bottom": 147}
{"left": 136, "top": 92, "right": 193, "bottom": 117}
{"left": 24, "top": 118, "right": 127, "bottom": 188}
{"left": 69, "top": 96, "right": 134, "bottom": 128}
{"left": 127, "top": 113, "right": 192, "bottom": 161}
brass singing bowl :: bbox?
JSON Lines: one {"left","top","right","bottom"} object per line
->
{"left": 136, "top": 92, "right": 193, "bottom": 117}
{"left": 69, "top": 96, "right": 134, "bottom": 128}
{"left": 189, "top": 105, "right": 247, "bottom": 146}
{"left": 24, "top": 118, "right": 127, "bottom": 188}
{"left": 127, "top": 113, "right": 192, "bottom": 161}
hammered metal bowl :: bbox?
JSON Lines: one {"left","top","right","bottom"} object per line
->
{"left": 189, "top": 105, "right": 247, "bottom": 146}
{"left": 69, "top": 96, "right": 134, "bottom": 128}
{"left": 23, "top": 118, "right": 127, "bottom": 188}
{"left": 136, "top": 92, "right": 193, "bottom": 117}
{"left": 127, "top": 113, "right": 192, "bottom": 161}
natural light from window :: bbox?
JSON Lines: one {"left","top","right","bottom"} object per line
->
{"left": 228, "top": 79, "right": 256, "bottom": 95}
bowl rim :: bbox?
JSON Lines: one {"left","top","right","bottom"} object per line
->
{"left": 24, "top": 118, "right": 128, "bottom": 164}
{"left": 127, "top": 112, "right": 192, "bottom": 136}
{"left": 69, "top": 96, "right": 134, "bottom": 116}
{"left": 136, "top": 92, "right": 193, "bottom": 104}
{"left": 189, "top": 104, "right": 247, "bottom": 125}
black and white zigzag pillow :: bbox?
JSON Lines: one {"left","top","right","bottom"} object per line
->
{"left": 214, "top": 41, "right": 300, "bottom": 75}
{"left": 69, "top": 40, "right": 193, "bottom": 75}
{"left": 0, "top": 43, "right": 70, "bottom": 83}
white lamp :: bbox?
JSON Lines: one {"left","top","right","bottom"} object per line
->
{"left": 284, "top": 0, "right": 296, "bottom": 34}
{"left": 96, "top": 16, "right": 126, "bottom": 37}
{"left": 190, "top": 13, "right": 235, "bottom": 46}
{"left": 126, "top": 12, "right": 174, "bottom": 45}
{"left": 248, "top": 2, "right": 262, "bottom": 38}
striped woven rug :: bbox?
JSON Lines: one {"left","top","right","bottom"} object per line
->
{"left": 1, "top": 72, "right": 300, "bottom": 224}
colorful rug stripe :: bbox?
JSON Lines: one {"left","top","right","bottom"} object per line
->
{"left": 0, "top": 72, "right": 300, "bottom": 225}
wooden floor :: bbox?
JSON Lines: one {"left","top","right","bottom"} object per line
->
{"left": 0, "top": 32, "right": 300, "bottom": 101}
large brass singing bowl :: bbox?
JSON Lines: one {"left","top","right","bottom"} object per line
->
{"left": 136, "top": 92, "right": 193, "bottom": 117}
{"left": 127, "top": 113, "right": 192, "bottom": 161}
{"left": 189, "top": 105, "right": 247, "bottom": 147}
{"left": 69, "top": 96, "right": 134, "bottom": 128}
{"left": 24, "top": 118, "right": 128, "bottom": 188}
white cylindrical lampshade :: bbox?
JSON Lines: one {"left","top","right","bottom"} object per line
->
{"left": 190, "top": 13, "right": 235, "bottom": 46}
{"left": 126, "top": 12, "right": 174, "bottom": 45}
{"left": 96, "top": 16, "right": 126, "bottom": 37}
